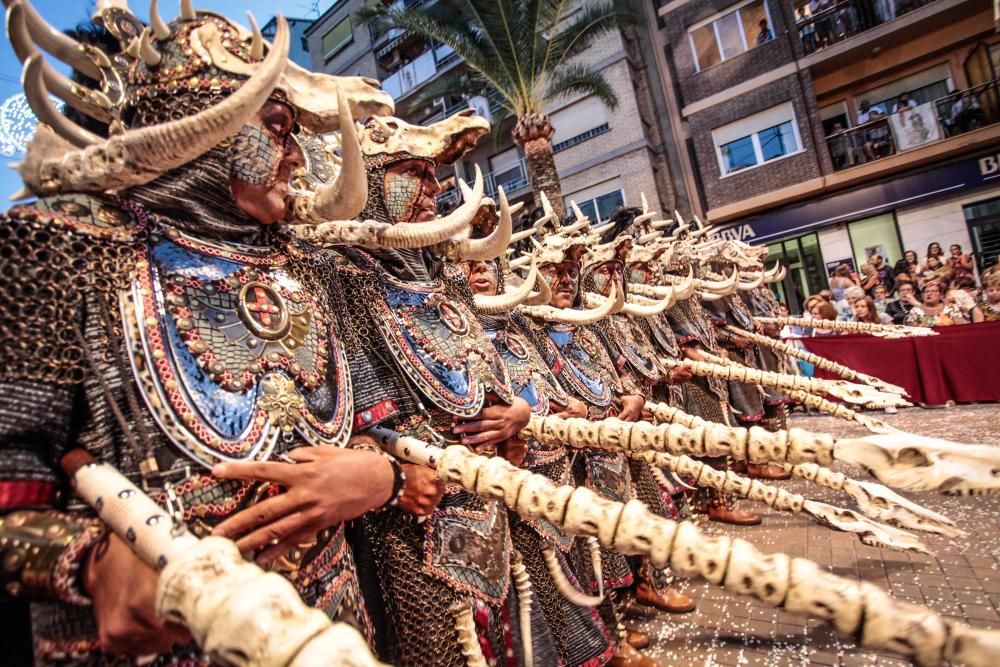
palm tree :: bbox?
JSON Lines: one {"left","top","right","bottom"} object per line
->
{"left": 361, "top": 0, "right": 636, "bottom": 219}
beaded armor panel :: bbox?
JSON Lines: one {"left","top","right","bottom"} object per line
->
{"left": 609, "top": 313, "right": 662, "bottom": 385}
{"left": 124, "top": 227, "right": 352, "bottom": 467}
{"left": 484, "top": 325, "right": 569, "bottom": 416}
{"left": 534, "top": 324, "right": 621, "bottom": 409}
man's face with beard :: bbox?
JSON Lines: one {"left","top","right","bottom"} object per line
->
{"left": 383, "top": 158, "right": 442, "bottom": 223}
{"left": 628, "top": 261, "right": 654, "bottom": 285}
{"left": 229, "top": 100, "right": 304, "bottom": 225}
{"left": 541, "top": 261, "right": 580, "bottom": 309}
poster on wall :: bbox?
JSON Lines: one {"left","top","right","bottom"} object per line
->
{"left": 888, "top": 101, "right": 942, "bottom": 151}
{"left": 864, "top": 245, "right": 889, "bottom": 264}
{"left": 825, "top": 257, "right": 856, "bottom": 279}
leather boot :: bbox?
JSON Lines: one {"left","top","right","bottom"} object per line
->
{"left": 609, "top": 642, "right": 657, "bottom": 667}
{"left": 623, "top": 601, "right": 658, "bottom": 620}
{"left": 626, "top": 629, "right": 650, "bottom": 649}
{"left": 745, "top": 462, "right": 792, "bottom": 480}
{"left": 708, "top": 504, "right": 762, "bottom": 525}
{"left": 635, "top": 582, "right": 697, "bottom": 613}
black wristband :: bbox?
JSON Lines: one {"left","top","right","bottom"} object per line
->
{"left": 377, "top": 454, "right": 406, "bottom": 512}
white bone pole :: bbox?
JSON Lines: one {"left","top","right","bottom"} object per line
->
{"left": 365, "top": 429, "right": 1000, "bottom": 667}
{"left": 754, "top": 316, "right": 936, "bottom": 338}
{"left": 63, "top": 451, "right": 383, "bottom": 667}
{"left": 724, "top": 325, "right": 907, "bottom": 395}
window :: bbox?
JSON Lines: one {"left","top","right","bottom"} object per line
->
{"left": 687, "top": 0, "right": 773, "bottom": 72}
{"left": 858, "top": 63, "right": 953, "bottom": 115}
{"left": 712, "top": 103, "right": 803, "bottom": 176}
{"left": 568, "top": 188, "right": 625, "bottom": 223}
{"left": 322, "top": 17, "right": 353, "bottom": 60}
{"left": 964, "top": 196, "right": 1000, "bottom": 271}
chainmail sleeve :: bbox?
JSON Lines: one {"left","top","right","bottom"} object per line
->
{"left": 0, "top": 203, "right": 126, "bottom": 605}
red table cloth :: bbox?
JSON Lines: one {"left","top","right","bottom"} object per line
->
{"left": 801, "top": 320, "right": 1000, "bottom": 406}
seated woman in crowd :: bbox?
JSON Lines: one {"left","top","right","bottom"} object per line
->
{"left": 828, "top": 263, "right": 859, "bottom": 302}
{"left": 893, "top": 250, "right": 923, "bottom": 281}
{"left": 905, "top": 281, "right": 969, "bottom": 326}
{"left": 886, "top": 280, "right": 921, "bottom": 324}
{"left": 852, "top": 296, "right": 892, "bottom": 325}
{"left": 808, "top": 297, "right": 841, "bottom": 335}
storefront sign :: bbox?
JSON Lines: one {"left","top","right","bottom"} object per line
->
{"left": 710, "top": 146, "right": 1000, "bottom": 245}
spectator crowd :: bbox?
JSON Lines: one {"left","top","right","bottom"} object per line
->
{"left": 783, "top": 242, "right": 1000, "bottom": 336}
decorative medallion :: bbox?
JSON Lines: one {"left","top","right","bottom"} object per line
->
{"left": 238, "top": 282, "right": 291, "bottom": 340}
{"left": 543, "top": 325, "right": 619, "bottom": 408}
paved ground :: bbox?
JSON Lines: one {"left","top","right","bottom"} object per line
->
{"left": 635, "top": 404, "right": 1000, "bottom": 666}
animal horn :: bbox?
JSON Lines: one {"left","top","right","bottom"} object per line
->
{"left": 509, "top": 252, "right": 533, "bottom": 270}
{"left": 150, "top": 0, "right": 171, "bottom": 39}
{"left": 291, "top": 86, "right": 368, "bottom": 224}
{"left": 738, "top": 272, "right": 764, "bottom": 291}
{"left": 523, "top": 268, "right": 551, "bottom": 306}
{"left": 510, "top": 226, "right": 537, "bottom": 244}
{"left": 247, "top": 11, "right": 264, "bottom": 60}
{"left": 139, "top": 27, "right": 162, "bottom": 66}
{"left": 179, "top": 0, "right": 196, "bottom": 20}
{"left": 621, "top": 291, "right": 673, "bottom": 317}
{"left": 447, "top": 185, "right": 513, "bottom": 261}
{"left": 21, "top": 55, "right": 102, "bottom": 148}
{"left": 6, "top": 2, "right": 114, "bottom": 123}
{"left": 591, "top": 220, "right": 615, "bottom": 235}
{"left": 473, "top": 259, "right": 539, "bottom": 314}
{"left": 21, "top": 14, "right": 289, "bottom": 194}
{"left": 569, "top": 200, "right": 589, "bottom": 226}
{"left": 521, "top": 283, "right": 622, "bottom": 325}
{"left": 7, "top": 0, "right": 103, "bottom": 80}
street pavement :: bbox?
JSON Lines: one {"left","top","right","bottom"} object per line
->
{"left": 635, "top": 404, "right": 1000, "bottom": 666}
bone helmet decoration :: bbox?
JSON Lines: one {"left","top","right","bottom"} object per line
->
{"left": 8, "top": 1, "right": 392, "bottom": 197}
{"left": 521, "top": 282, "right": 624, "bottom": 325}
{"left": 439, "top": 186, "right": 514, "bottom": 261}
{"left": 522, "top": 411, "right": 1000, "bottom": 496}
{"left": 65, "top": 452, "right": 383, "bottom": 667}
{"left": 473, "top": 257, "right": 545, "bottom": 313}
{"left": 359, "top": 109, "right": 489, "bottom": 165}
{"left": 295, "top": 164, "right": 486, "bottom": 249}
{"left": 372, "top": 429, "right": 1000, "bottom": 667}
{"left": 582, "top": 290, "right": 672, "bottom": 319}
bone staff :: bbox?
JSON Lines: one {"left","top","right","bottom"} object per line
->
{"left": 60, "top": 450, "right": 383, "bottom": 667}
{"left": 691, "top": 351, "right": 906, "bottom": 418}
{"left": 633, "top": 450, "right": 929, "bottom": 554}
{"left": 641, "top": 401, "right": 962, "bottom": 536}
{"left": 724, "top": 325, "right": 907, "bottom": 395}
{"left": 659, "top": 356, "right": 909, "bottom": 408}
{"left": 366, "top": 428, "right": 1000, "bottom": 667}
{"left": 522, "top": 412, "right": 1000, "bottom": 495}
{"left": 754, "top": 316, "right": 936, "bottom": 338}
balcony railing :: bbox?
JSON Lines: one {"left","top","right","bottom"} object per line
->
{"left": 826, "top": 79, "right": 1000, "bottom": 171}
{"left": 436, "top": 158, "right": 530, "bottom": 213}
{"left": 380, "top": 44, "right": 458, "bottom": 100}
{"left": 796, "top": 0, "right": 937, "bottom": 55}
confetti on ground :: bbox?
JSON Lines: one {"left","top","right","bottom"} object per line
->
{"left": 633, "top": 404, "right": 1000, "bottom": 666}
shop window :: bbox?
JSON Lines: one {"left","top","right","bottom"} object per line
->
{"left": 964, "top": 196, "right": 1000, "bottom": 271}
{"left": 847, "top": 214, "right": 902, "bottom": 272}
{"left": 713, "top": 103, "right": 803, "bottom": 176}
{"left": 687, "top": 0, "right": 773, "bottom": 72}
{"left": 322, "top": 17, "right": 353, "bottom": 61}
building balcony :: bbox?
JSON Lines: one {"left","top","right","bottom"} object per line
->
{"left": 436, "top": 157, "right": 531, "bottom": 212}
{"left": 796, "top": 0, "right": 939, "bottom": 57}
{"left": 380, "top": 44, "right": 458, "bottom": 100}
{"left": 826, "top": 78, "right": 1000, "bottom": 172}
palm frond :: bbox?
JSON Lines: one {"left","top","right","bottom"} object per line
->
{"left": 543, "top": 63, "right": 618, "bottom": 110}
{"left": 403, "top": 73, "right": 492, "bottom": 111}
{"left": 358, "top": 2, "right": 515, "bottom": 104}
{"left": 547, "top": 1, "right": 638, "bottom": 75}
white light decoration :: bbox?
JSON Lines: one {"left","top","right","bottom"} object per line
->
{"left": 0, "top": 92, "right": 64, "bottom": 157}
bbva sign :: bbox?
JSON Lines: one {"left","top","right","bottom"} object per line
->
{"left": 710, "top": 223, "right": 757, "bottom": 242}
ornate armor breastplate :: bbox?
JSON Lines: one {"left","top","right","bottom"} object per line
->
{"left": 123, "top": 227, "right": 352, "bottom": 468}
{"left": 371, "top": 273, "right": 511, "bottom": 417}
{"left": 648, "top": 313, "right": 681, "bottom": 358}
{"left": 541, "top": 325, "right": 619, "bottom": 408}
{"left": 612, "top": 314, "right": 661, "bottom": 384}
{"left": 485, "top": 326, "right": 569, "bottom": 416}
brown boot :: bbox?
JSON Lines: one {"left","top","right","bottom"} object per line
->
{"left": 609, "top": 642, "right": 657, "bottom": 667}
{"left": 635, "top": 582, "right": 697, "bottom": 613}
{"left": 623, "top": 601, "right": 658, "bottom": 620}
{"left": 626, "top": 629, "right": 650, "bottom": 649}
{"left": 708, "top": 504, "right": 762, "bottom": 525}
{"left": 745, "top": 463, "right": 792, "bottom": 480}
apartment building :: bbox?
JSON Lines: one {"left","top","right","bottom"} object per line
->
{"left": 646, "top": 0, "right": 1000, "bottom": 312}
{"left": 261, "top": 17, "right": 315, "bottom": 69}
{"left": 303, "top": 0, "right": 682, "bottom": 222}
